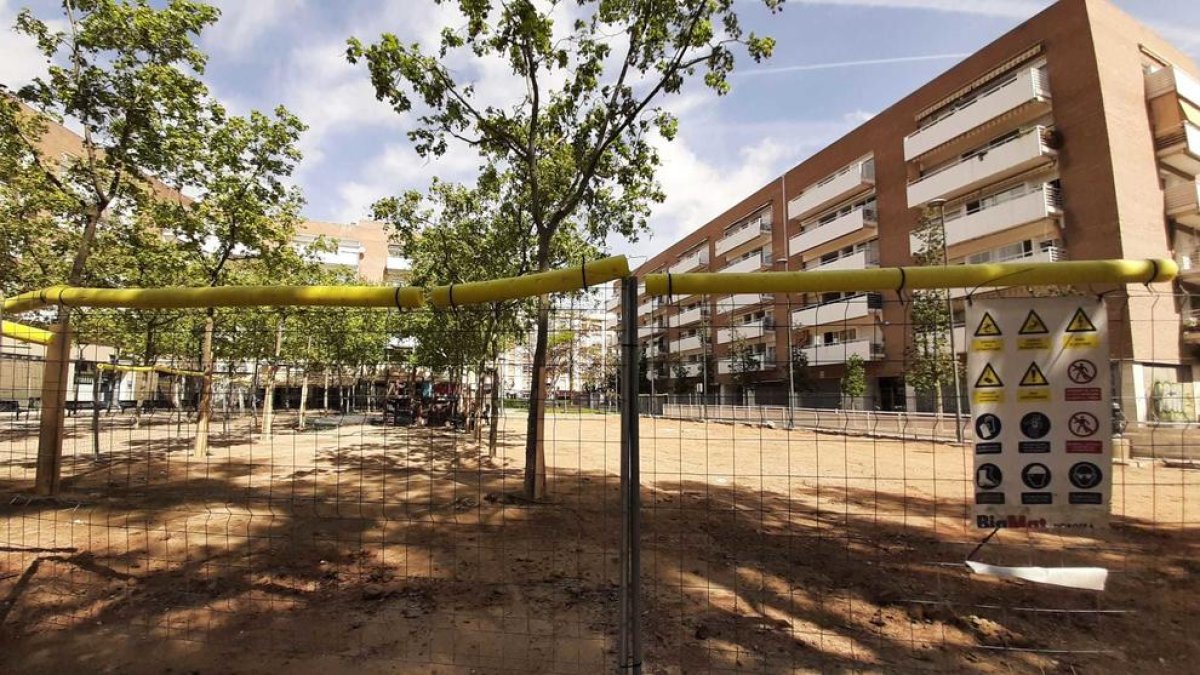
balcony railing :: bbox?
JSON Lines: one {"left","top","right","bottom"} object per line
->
{"left": 803, "top": 246, "right": 879, "bottom": 272}
{"left": 1167, "top": 180, "right": 1200, "bottom": 229}
{"left": 669, "top": 248, "right": 710, "bottom": 273}
{"left": 802, "top": 339, "right": 885, "bottom": 365}
{"left": 788, "top": 158, "right": 875, "bottom": 221}
{"left": 908, "top": 184, "right": 1062, "bottom": 253}
{"left": 947, "top": 246, "right": 1066, "bottom": 298}
{"left": 715, "top": 218, "right": 771, "bottom": 257}
{"left": 1145, "top": 65, "right": 1200, "bottom": 107}
{"left": 790, "top": 207, "right": 877, "bottom": 254}
{"left": 905, "top": 67, "right": 1050, "bottom": 160}
{"left": 716, "top": 317, "right": 775, "bottom": 344}
{"left": 1156, "top": 121, "right": 1200, "bottom": 176}
{"left": 674, "top": 305, "right": 709, "bottom": 327}
{"left": 637, "top": 301, "right": 653, "bottom": 317}
{"left": 717, "top": 351, "right": 777, "bottom": 375}
{"left": 792, "top": 294, "right": 877, "bottom": 328}
{"left": 720, "top": 252, "right": 768, "bottom": 274}
{"left": 671, "top": 334, "right": 704, "bottom": 353}
{"left": 715, "top": 293, "right": 769, "bottom": 314}
{"left": 907, "top": 127, "right": 1057, "bottom": 207}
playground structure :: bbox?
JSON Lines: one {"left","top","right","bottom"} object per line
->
{"left": 3, "top": 256, "right": 1198, "bottom": 674}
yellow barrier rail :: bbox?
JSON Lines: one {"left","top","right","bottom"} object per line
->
{"left": 1, "top": 320, "right": 53, "bottom": 346}
{"left": 97, "top": 363, "right": 205, "bottom": 378}
{"left": 645, "top": 259, "right": 1177, "bottom": 296}
{"left": 1, "top": 255, "right": 630, "bottom": 314}
{"left": 429, "top": 256, "right": 629, "bottom": 308}
{"left": 2, "top": 285, "right": 424, "bottom": 314}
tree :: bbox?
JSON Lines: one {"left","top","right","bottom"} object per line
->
{"left": 726, "top": 335, "right": 760, "bottom": 404}
{"left": 348, "top": 0, "right": 780, "bottom": 499}
{"left": 374, "top": 175, "right": 538, "bottom": 453}
{"left": 158, "top": 105, "right": 306, "bottom": 455}
{"left": 908, "top": 206, "right": 957, "bottom": 412}
{"left": 790, "top": 345, "right": 813, "bottom": 394}
{"left": 1, "top": 0, "right": 219, "bottom": 495}
{"left": 841, "top": 353, "right": 866, "bottom": 410}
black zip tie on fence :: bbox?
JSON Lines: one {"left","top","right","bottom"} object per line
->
{"left": 666, "top": 273, "right": 674, "bottom": 300}
{"left": 393, "top": 286, "right": 406, "bottom": 311}
{"left": 1144, "top": 258, "right": 1160, "bottom": 288}
{"left": 896, "top": 267, "right": 907, "bottom": 294}
{"left": 965, "top": 526, "right": 1001, "bottom": 562}
{"left": 447, "top": 283, "right": 457, "bottom": 309}
{"left": 580, "top": 258, "right": 589, "bottom": 289}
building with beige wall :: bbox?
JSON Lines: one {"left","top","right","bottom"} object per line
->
{"left": 615, "top": 0, "right": 1200, "bottom": 419}
{"left": 293, "top": 219, "right": 409, "bottom": 283}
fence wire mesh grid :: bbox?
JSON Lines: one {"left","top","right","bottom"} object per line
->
{"left": 0, "top": 285, "right": 1197, "bottom": 674}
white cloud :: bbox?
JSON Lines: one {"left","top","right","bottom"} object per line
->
{"left": 204, "top": 0, "right": 304, "bottom": 58}
{"left": 0, "top": 0, "right": 50, "bottom": 89}
{"left": 333, "top": 142, "right": 482, "bottom": 223}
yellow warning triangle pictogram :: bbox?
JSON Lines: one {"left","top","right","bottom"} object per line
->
{"left": 1018, "top": 310, "right": 1049, "bottom": 335}
{"left": 974, "top": 312, "right": 1002, "bottom": 337}
{"left": 1065, "top": 307, "right": 1097, "bottom": 333}
{"left": 1019, "top": 362, "right": 1049, "bottom": 387}
{"left": 975, "top": 363, "right": 1004, "bottom": 388}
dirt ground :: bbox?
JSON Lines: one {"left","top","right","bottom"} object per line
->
{"left": 1, "top": 409, "right": 1198, "bottom": 674}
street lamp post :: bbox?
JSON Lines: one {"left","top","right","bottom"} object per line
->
{"left": 929, "top": 198, "right": 964, "bottom": 444}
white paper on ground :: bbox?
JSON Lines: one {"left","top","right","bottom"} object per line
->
{"left": 966, "top": 561, "right": 1108, "bottom": 591}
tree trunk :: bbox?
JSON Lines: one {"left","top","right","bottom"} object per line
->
{"left": 194, "top": 309, "right": 216, "bottom": 457}
{"left": 524, "top": 294, "right": 550, "bottom": 500}
{"left": 488, "top": 363, "right": 501, "bottom": 456}
{"left": 298, "top": 370, "right": 310, "bottom": 430}
{"left": 261, "top": 318, "right": 284, "bottom": 437}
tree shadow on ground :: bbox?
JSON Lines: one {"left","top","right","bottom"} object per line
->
{"left": 0, "top": 428, "right": 1196, "bottom": 674}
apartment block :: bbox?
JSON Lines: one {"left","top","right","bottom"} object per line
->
{"left": 294, "top": 220, "right": 410, "bottom": 283}
{"left": 614, "top": 0, "right": 1200, "bottom": 417}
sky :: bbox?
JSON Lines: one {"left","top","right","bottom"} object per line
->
{"left": 3, "top": 0, "right": 1199, "bottom": 267}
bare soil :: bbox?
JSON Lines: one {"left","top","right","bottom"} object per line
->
{"left": 1, "top": 410, "right": 1197, "bottom": 673}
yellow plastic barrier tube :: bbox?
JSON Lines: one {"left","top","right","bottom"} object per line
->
{"left": 645, "top": 259, "right": 1177, "bottom": 296}
{"left": 2, "top": 285, "right": 423, "bottom": 314}
{"left": 429, "top": 255, "right": 630, "bottom": 308}
{"left": 1, "top": 320, "right": 53, "bottom": 346}
{"left": 98, "top": 363, "right": 205, "bottom": 378}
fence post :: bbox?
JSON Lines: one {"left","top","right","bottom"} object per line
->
{"left": 618, "top": 276, "right": 643, "bottom": 674}
{"left": 35, "top": 321, "right": 71, "bottom": 496}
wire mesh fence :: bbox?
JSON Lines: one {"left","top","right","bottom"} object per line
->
{"left": 1, "top": 284, "right": 1198, "bottom": 673}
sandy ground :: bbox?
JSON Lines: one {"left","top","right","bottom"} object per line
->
{"left": 1, "top": 408, "right": 1198, "bottom": 674}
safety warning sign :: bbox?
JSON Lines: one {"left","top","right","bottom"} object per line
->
{"left": 966, "top": 297, "right": 1111, "bottom": 530}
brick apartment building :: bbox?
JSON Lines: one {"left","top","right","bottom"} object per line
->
{"left": 614, "top": 0, "right": 1200, "bottom": 420}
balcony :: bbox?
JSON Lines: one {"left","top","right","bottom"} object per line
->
{"left": 804, "top": 246, "right": 879, "bottom": 272}
{"left": 908, "top": 185, "right": 1062, "bottom": 253}
{"left": 720, "top": 253, "right": 768, "bottom": 274}
{"left": 788, "top": 158, "right": 875, "bottom": 221}
{"left": 674, "top": 305, "right": 708, "bottom": 327}
{"left": 1166, "top": 180, "right": 1200, "bottom": 227}
{"left": 637, "top": 301, "right": 653, "bottom": 317}
{"left": 717, "top": 351, "right": 776, "bottom": 375}
{"left": 716, "top": 318, "right": 775, "bottom": 344}
{"left": 946, "top": 246, "right": 1066, "bottom": 298}
{"left": 638, "top": 326, "right": 655, "bottom": 339}
{"left": 792, "top": 294, "right": 877, "bottom": 328}
{"left": 802, "top": 339, "right": 885, "bottom": 365}
{"left": 1146, "top": 65, "right": 1200, "bottom": 107}
{"left": 680, "top": 362, "right": 703, "bottom": 377}
{"left": 905, "top": 67, "right": 1051, "bottom": 160}
{"left": 670, "top": 248, "right": 710, "bottom": 273}
{"left": 715, "top": 218, "right": 771, "bottom": 257}
{"left": 907, "top": 127, "right": 1057, "bottom": 207}
{"left": 790, "top": 207, "right": 877, "bottom": 254}
{"left": 1156, "top": 122, "right": 1200, "bottom": 176}
{"left": 671, "top": 334, "right": 704, "bottom": 353}
{"left": 606, "top": 294, "right": 621, "bottom": 312}
{"left": 716, "top": 293, "right": 769, "bottom": 314}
